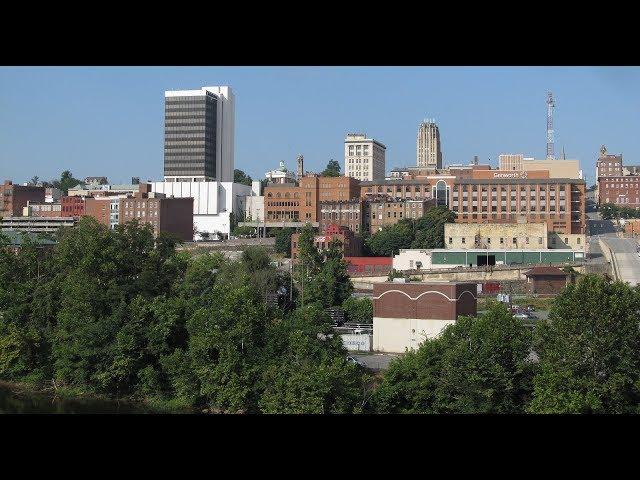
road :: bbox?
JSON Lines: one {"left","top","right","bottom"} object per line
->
{"left": 600, "top": 236, "right": 640, "bottom": 286}
{"left": 350, "top": 353, "right": 399, "bottom": 371}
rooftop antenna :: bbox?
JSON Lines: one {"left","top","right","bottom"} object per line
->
{"left": 546, "top": 92, "right": 555, "bottom": 160}
{"left": 562, "top": 146, "right": 566, "bottom": 160}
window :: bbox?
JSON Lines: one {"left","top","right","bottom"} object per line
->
{"left": 538, "top": 237, "right": 543, "bottom": 244}
{"left": 500, "top": 237, "right": 504, "bottom": 244}
{"left": 525, "top": 237, "right": 530, "bottom": 244}
{"left": 512, "top": 237, "right": 516, "bottom": 243}
{"left": 462, "top": 237, "right": 466, "bottom": 244}
{"left": 448, "top": 237, "right": 452, "bottom": 244}
{"left": 577, "top": 237, "right": 581, "bottom": 244}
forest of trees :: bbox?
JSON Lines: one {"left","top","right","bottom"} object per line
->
{"left": 2, "top": 219, "right": 640, "bottom": 413}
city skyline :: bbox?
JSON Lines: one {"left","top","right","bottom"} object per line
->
{"left": 1, "top": 66, "right": 640, "bottom": 185}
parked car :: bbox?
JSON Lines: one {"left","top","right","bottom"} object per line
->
{"left": 526, "top": 305, "right": 536, "bottom": 312}
{"left": 513, "top": 313, "right": 531, "bottom": 320}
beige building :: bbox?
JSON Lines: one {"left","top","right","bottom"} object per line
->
{"left": 417, "top": 120, "right": 442, "bottom": 168}
{"left": 444, "top": 222, "right": 585, "bottom": 251}
{"left": 498, "top": 154, "right": 524, "bottom": 171}
{"left": 499, "top": 154, "right": 582, "bottom": 180}
{"left": 445, "top": 222, "right": 548, "bottom": 250}
{"left": 344, "top": 133, "right": 386, "bottom": 181}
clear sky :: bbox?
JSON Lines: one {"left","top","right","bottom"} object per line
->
{"left": 1, "top": 66, "right": 639, "bottom": 186}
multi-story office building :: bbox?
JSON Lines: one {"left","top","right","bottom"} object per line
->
{"left": 361, "top": 168, "right": 586, "bottom": 235}
{"left": 264, "top": 175, "right": 360, "bottom": 225}
{"left": 319, "top": 199, "right": 363, "bottom": 234}
{"left": 164, "top": 86, "right": 234, "bottom": 183}
{"left": 344, "top": 133, "right": 386, "bottom": 181}
{"left": 365, "top": 197, "right": 437, "bottom": 234}
{"left": 0, "top": 181, "right": 45, "bottom": 217}
{"left": 416, "top": 120, "right": 442, "bottom": 169}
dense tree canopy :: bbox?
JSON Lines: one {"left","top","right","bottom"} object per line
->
{"left": 51, "top": 170, "right": 83, "bottom": 195}
{"left": 321, "top": 159, "right": 341, "bottom": 177}
{"left": 599, "top": 203, "right": 640, "bottom": 220}
{"left": 366, "top": 206, "right": 455, "bottom": 256}
{"left": 234, "top": 169, "right": 253, "bottom": 186}
{"left": 274, "top": 227, "right": 295, "bottom": 257}
{"left": 0, "top": 219, "right": 366, "bottom": 413}
{"left": 373, "top": 302, "right": 534, "bottom": 414}
{"left": 529, "top": 275, "right": 640, "bottom": 414}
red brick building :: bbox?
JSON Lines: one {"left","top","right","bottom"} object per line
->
{"left": 265, "top": 175, "right": 360, "bottom": 224}
{"left": 373, "top": 281, "right": 477, "bottom": 352}
{"left": 0, "top": 180, "right": 45, "bottom": 217}
{"left": 25, "top": 202, "right": 62, "bottom": 217}
{"left": 291, "top": 223, "right": 362, "bottom": 260}
{"left": 595, "top": 147, "right": 640, "bottom": 208}
{"left": 319, "top": 199, "right": 363, "bottom": 234}
{"left": 61, "top": 196, "right": 86, "bottom": 217}
{"left": 85, "top": 192, "right": 194, "bottom": 241}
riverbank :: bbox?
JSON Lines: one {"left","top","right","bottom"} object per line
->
{"left": 0, "top": 380, "right": 193, "bottom": 414}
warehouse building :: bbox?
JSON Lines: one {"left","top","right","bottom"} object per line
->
{"left": 393, "top": 248, "right": 585, "bottom": 271}
{"left": 373, "top": 281, "right": 477, "bottom": 353}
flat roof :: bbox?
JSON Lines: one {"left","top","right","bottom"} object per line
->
{"left": 361, "top": 178, "right": 584, "bottom": 186}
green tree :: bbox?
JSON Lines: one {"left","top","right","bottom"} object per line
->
{"left": 258, "top": 305, "right": 367, "bottom": 413}
{"left": 321, "top": 159, "right": 341, "bottom": 177}
{"left": 411, "top": 206, "right": 456, "bottom": 249}
{"left": 274, "top": 227, "right": 295, "bottom": 257}
{"left": 367, "top": 220, "right": 414, "bottom": 256}
{"left": 529, "top": 275, "right": 640, "bottom": 414}
{"left": 374, "top": 302, "right": 534, "bottom": 413}
{"left": 234, "top": 169, "right": 253, "bottom": 186}
{"left": 52, "top": 170, "right": 83, "bottom": 195}
{"left": 342, "top": 297, "right": 373, "bottom": 324}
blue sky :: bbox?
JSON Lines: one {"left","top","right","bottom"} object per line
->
{"left": 1, "top": 66, "right": 639, "bottom": 186}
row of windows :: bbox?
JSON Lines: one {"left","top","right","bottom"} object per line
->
{"left": 266, "top": 192, "right": 300, "bottom": 198}
{"left": 266, "top": 201, "right": 300, "bottom": 207}
{"left": 448, "top": 236, "right": 580, "bottom": 245}
{"left": 322, "top": 212, "right": 359, "bottom": 220}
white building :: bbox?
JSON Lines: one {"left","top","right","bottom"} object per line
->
{"left": 344, "top": 133, "right": 386, "bottom": 181}
{"left": 151, "top": 180, "right": 251, "bottom": 240}
{"left": 164, "top": 85, "right": 235, "bottom": 183}
{"left": 417, "top": 120, "right": 442, "bottom": 168}
{"left": 265, "top": 160, "right": 297, "bottom": 184}
{"left": 245, "top": 180, "right": 265, "bottom": 222}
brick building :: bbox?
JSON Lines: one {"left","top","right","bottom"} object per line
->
{"left": 291, "top": 223, "right": 362, "bottom": 260}
{"left": 595, "top": 146, "right": 639, "bottom": 207}
{"left": 24, "top": 202, "right": 62, "bottom": 218}
{"left": 61, "top": 196, "right": 86, "bottom": 217}
{"left": 365, "top": 197, "right": 437, "bottom": 234}
{"left": 319, "top": 199, "right": 363, "bottom": 234}
{"left": 0, "top": 181, "right": 45, "bottom": 217}
{"left": 373, "top": 281, "right": 477, "bottom": 353}
{"left": 85, "top": 192, "right": 194, "bottom": 241}
{"left": 265, "top": 175, "right": 360, "bottom": 224}
{"left": 362, "top": 170, "right": 586, "bottom": 235}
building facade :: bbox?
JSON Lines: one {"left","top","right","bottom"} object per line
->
{"left": 265, "top": 160, "right": 297, "bottom": 185}
{"left": 164, "top": 86, "right": 234, "bottom": 183}
{"left": 24, "top": 202, "right": 62, "bottom": 218}
{"left": 373, "top": 281, "right": 477, "bottom": 353}
{"left": 151, "top": 180, "right": 250, "bottom": 239}
{"left": 523, "top": 266, "right": 572, "bottom": 295}
{"left": 365, "top": 197, "right": 437, "bottom": 234}
{"left": 416, "top": 120, "right": 442, "bottom": 169}
{"left": 344, "top": 133, "right": 386, "bottom": 181}
{"left": 264, "top": 175, "right": 360, "bottom": 225}
{"left": 319, "top": 199, "right": 363, "bottom": 234}
{"left": 0, "top": 181, "right": 45, "bottom": 217}
{"left": 596, "top": 147, "right": 640, "bottom": 207}
{"left": 0, "top": 216, "right": 76, "bottom": 233}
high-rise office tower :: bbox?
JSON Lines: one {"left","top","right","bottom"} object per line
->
{"left": 344, "top": 133, "right": 386, "bottom": 181}
{"left": 416, "top": 120, "right": 442, "bottom": 168}
{"left": 164, "top": 86, "right": 235, "bottom": 182}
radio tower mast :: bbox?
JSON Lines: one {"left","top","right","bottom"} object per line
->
{"left": 546, "top": 92, "right": 555, "bottom": 160}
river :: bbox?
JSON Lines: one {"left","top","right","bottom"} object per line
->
{"left": 0, "top": 382, "right": 160, "bottom": 414}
